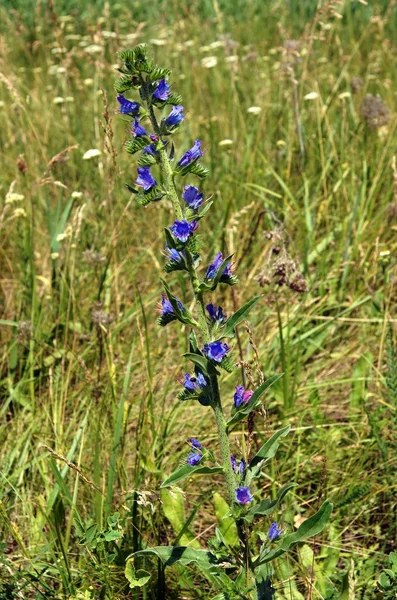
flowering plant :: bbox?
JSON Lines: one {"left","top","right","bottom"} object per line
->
{"left": 117, "top": 45, "right": 331, "bottom": 599}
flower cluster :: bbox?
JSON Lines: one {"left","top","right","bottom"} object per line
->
{"left": 157, "top": 294, "right": 185, "bottom": 326}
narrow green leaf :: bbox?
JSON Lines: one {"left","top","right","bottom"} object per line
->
{"left": 184, "top": 352, "right": 218, "bottom": 376}
{"left": 227, "top": 374, "right": 283, "bottom": 429}
{"left": 243, "top": 483, "right": 295, "bottom": 523}
{"left": 128, "top": 545, "right": 221, "bottom": 572}
{"left": 248, "top": 425, "right": 291, "bottom": 474}
{"left": 160, "top": 278, "right": 198, "bottom": 327}
{"left": 221, "top": 295, "right": 263, "bottom": 339}
{"left": 161, "top": 464, "right": 223, "bottom": 488}
{"left": 254, "top": 500, "right": 333, "bottom": 567}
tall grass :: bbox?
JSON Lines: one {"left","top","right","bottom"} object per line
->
{"left": 0, "top": 0, "right": 396, "bottom": 597}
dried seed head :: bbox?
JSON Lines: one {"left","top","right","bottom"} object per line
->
{"left": 288, "top": 272, "right": 308, "bottom": 293}
{"left": 83, "top": 249, "right": 106, "bottom": 265}
{"left": 360, "top": 94, "right": 390, "bottom": 129}
{"left": 351, "top": 76, "right": 363, "bottom": 93}
{"left": 17, "top": 321, "right": 33, "bottom": 342}
{"left": 92, "top": 303, "right": 114, "bottom": 326}
{"left": 17, "top": 155, "right": 27, "bottom": 175}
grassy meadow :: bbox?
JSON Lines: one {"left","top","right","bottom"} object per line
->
{"left": 0, "top": 0, "right": 397, "bottom": 597}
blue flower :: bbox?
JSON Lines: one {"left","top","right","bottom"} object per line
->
{"left": 182, "top": 185, "right": 203, "bottom": 210}
{"left": 117, "top": 94, "right": 140, "bottom": 115}
{"left": 189, "top": 438, "right": 203, "bottom": 450}
{"left": 238, "top": 458, "right": 246, "bottom": 475}
{"left": 268, "top": 522, "right": 283, "bottom": 541}
{"left": 206, "top": 252, "right": 232, "bottom": 280}
{"left": 230, "top": 455, "right": 237, "bottom": 471}
{"left": 153, "top": 79, "right": 170, "bottom": 101}
{"left": 235, "top": 486, "right": 253, "bottom": 505}
{"left": 165, "top": 245, "right": 184, "bottom": 264}
{"left": 170, "top": 219, "right": 198, "bottom": 243}
{"left": 183, "top": 373, "right": 197, "bottom": 391}
{"left": 164, "top": 105, "right": 184, "bottom": 128}
{"left": 183, "top": 371, "right": 207, "bottom": 392}
{"left": 136, "top": 167, "right": 157, "bottom": 191}
{"left": 202, "top": 341, "right": 230, "bottom": 363}
{"left": 178, "top": 140, "right": 203, "bottom": 168}
{"left": 161, "top": 294, "right": 184, "bottom": 316}
{"left": 234, "top": 385, "right": 254, "bottom": 408}
{"left": 131, "top": 117, "right": 148, "bottom": 137}
{"left": 196, "top": 372, "right": 207, "bottom": 388}
{"left": 187, "top": 452, "right": 202, "bottom": 466}
{"left": 206, "top": 304, "right": 227, "bottom": 324}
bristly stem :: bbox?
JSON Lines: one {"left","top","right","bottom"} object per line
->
{"left": 144, "top": 83, "right": 257, "bottom": 597}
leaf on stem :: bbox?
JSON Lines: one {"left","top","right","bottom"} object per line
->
{"left": 220, "top": 295, "right": 263, "bottom": 339}
{"left": 161, "top": 464, "right": 223, "bottom": 488}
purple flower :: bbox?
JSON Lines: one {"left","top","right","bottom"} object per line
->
{"left": 231, "top": 455, "right": 237, "bottom": 471}
{"left": 234, "top": 385, "right": 254, "bottom": 408}
{"left": 178, "top": 140, "right": 203, "bottom": 168}
{"left": 189, "top": 438, "right": 203, "bottom": 450}
{"left": 160, "top": 294, "right": 184, "bottom": 316}
{"left": 164, "top": 105, "right": 184, "bottom": 128}
{"left": 268, "top": 522, "right": 283, "bottom": 541}
{"left": 183, "top": 373, "right": 197, "bottom": 391}
{"left": 136, "top": 167, "right": 157, "bottom": 191}
{"left": 131, "top": 117, "right": 148, "bottom": 137}
{"left": 183, "top": 371, "right": 207, "bottom": 392}
{"left": 170, "top": 219, "right": 198, "bottom": 243}
{"left": 182, "top": 185, "right": 203, "bottom": 210}
{"left": 202, "top": 341, "right": 230, "bottom": 363}
{"left": 153, "top": 79, "right": 170, "bottom": 101}
{"left": 196, "top": 372, "right": 207, "bottom": 388}
{"left": 117, "top": 94, "right": 140, "bottom": 115}
{"left": 235, "top": 486, "right": 253, "bottom": 505}
{"left": 206, "top": 304, "right": 226, "bottom": 324}
{"left": 206, "top": 252, "right": 232, "bottom": 280}
{"left": 238, "top": 458, "right": 246, "bottom": 475}
{"left": 165, "top": 245, "right": 184, "bottom": 264}
{"left": 187, "top": 452, "right": 202, "bottom": 466}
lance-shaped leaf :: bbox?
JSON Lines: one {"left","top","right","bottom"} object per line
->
{"left": 125, "top": 137, "right": 148, "bottom": 155}
{"left": 253, "top": 500, "right": 333, "bottom": 567}
{"left": 161, "top": 464, "right": 223, "bottom": 488}
{"left": 227, "top": 374, "right": 283, "bottom": 429}
{"left": 247, "top": 425, "right": 291, "bottom": 482}
{"left": 242, "top": 483, "right": 295, "bottom": 523}
{"left": 184, "top": 352, "right": 218, "bottom": 376}
{"left": 160, "top": 279, "right": 198, "bottom": 327}
{"left": 220, "top": 295, "right": 263, "bottom": 339}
